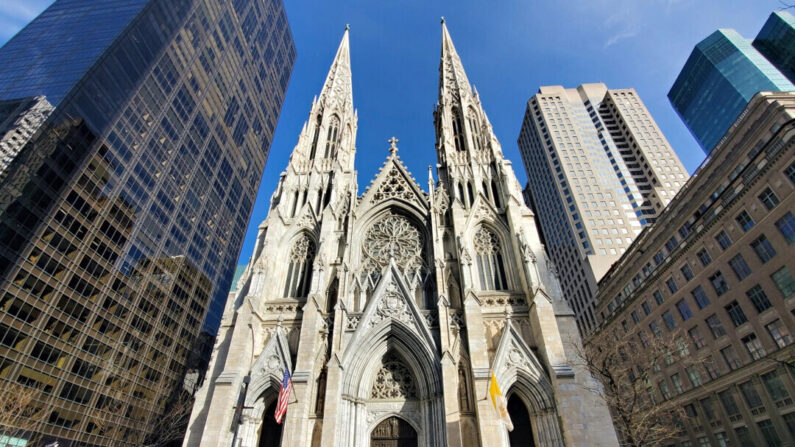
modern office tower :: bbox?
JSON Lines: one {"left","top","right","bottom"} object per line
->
{"left": 186, "top": 24, "right": 620, "bottom": 447}
{"left": 669, "top": 15, "right": 795, "bottom": 154}
{"left": 518, "top": 83, "right": 688, "bottom": 334}
{"left": 753, "top": 11, "right": 795, "bottom": 84}
{"left": 0, "top": 0, "right": 295, "bottom": 445}
{"left": 0, "top": 96, "right": 53, "bottom": 177}
{"left": 592, "top": 91, "right": 795, "bottom": 447}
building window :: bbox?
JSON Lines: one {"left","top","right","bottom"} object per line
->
{"left": 689, "top": 326, "right": 706, "bottom": 349}
{"left": 671, "top": 373, "right": 684, "bottom": 394}
{"left": 728, "top": 254, "right": 752, "bottom": 281}
{"left": 704, "top": 356, "right": 721, "bottom": 380}
{"left": 676, "top": 299, "right": 692, "bottom": 321}
{"left": 653, "top": 250, "right": 665, "bottom": 265}
{"left": 751, "top": 234, "right": 777, "bottom": 263}
{"left": 715, "top": 230, "right": 732, "bottom": 250}
{"left": 653, "top": 289, "right": 664, "bottom": 305}
{"left": 691, "top": 286, "right": 710, "bottom": 309}
{"left": 688, "top": 366, "right": 703, "bottom": 387}
{"left": 721, "top": 346, "right": 742, "bottom": 371}
{"left": 696, "top": 248, "right": 712, "bottom": 266}
{"left": 742, "top": 333, "right": 766, "bottom": 360}
{"left": 658, "top": 380, "right": 671, "bottom": 400}
{"left": 718, "top": 389, "right": 740, "bottom": 417}
{"left": 706, "top": 314, "right": 726, "bottom": 339}
{"left": 680, "top": 263, "right": 694, "bottom": 281}
{"left": 772, "top": 267, "right": 795, "bottom": 297}
{"left": 786, "top": 161, "right": 795, "bottom": 184}
{"left": 699, "top": 395, "right": 715, "bottom": 419}
{"left": 783, "top": 411, "right": 795, "bottom": 439}
{"left": 283, "top": 235, "right": 316, "bottom": 298}
{"left": 766, "top": 319, "right": 792, "bottom": 348}
{"left": 776, "top": 212, "right": 795, "bottom": 244}
{"left": 696, "top": 437, "right": 709, "bottom": 447}
{"left": 725, "top": 301, "right": 748, "bottom": 327}
{"left": 473, "top": 226, "right": 508, "bottom": 291}
{"left": 757, "top": 187, "right": 780, "bottom": 210}
{"left": 746, "top": 285, "right": 772, "bottom": 313}
{"left": 662, "top": 310, "right": 676, "bottom": 330}
{"left": 642, "top": 301, "right": 651, "bottom": 315}
{"left": 649, "top": 321, "right": 663, "bottom": 337}
{"left": 734, "top": 427, "right": 753, "bottom": 445}
{"left": 736, "top": 210, "right": 755, "bottom": 232}
{"left": 715, "top": 432, "right": 729, "bottom": 447}
{"left": 758, "top": 419, "right": 782, "bottom": 447}
{"left": 763, "top": 370, "right": 790, "bottom": 403}
{"left": 666, "top": 277, "right": 678, "bottom": 294}
{"left": 709, "top": 271, "right": 729, "bottom": 296}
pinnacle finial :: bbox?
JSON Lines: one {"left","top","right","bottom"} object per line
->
{"left": 440, "top": 16, "right": 445, "bottom": 24}
{"left": 388, "top": 136, "right": 399, "bottom": 155}
{"left": 345, "top": 23, "right": 350, "bottom": 30}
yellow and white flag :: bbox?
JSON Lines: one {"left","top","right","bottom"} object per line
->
{"left": 488, "top": 372, "right": 513, "bottom": 431}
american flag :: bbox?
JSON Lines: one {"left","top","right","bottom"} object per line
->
{"left": 274, "top": 368, "right": 292, "bottom": 424}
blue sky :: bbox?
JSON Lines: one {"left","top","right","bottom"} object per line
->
{"left": 0, "top": 0, "right": 785, "bottom": 266}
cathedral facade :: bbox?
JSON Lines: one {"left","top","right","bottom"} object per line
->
{"left": 185, "top": 23, "right": 619, "bottom": 447}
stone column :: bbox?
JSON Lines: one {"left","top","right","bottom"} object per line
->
{"left": 462, "top": 295, "right": 503, "bottom": 445}
{"left": 282, "top": 297, "right": 325, "bottom": 445}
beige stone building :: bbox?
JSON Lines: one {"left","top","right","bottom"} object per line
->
{"left": 591, "top": 91, "right": 795, "bottom": 446}
{"left": 518, "top": 84, "right": 689, "bottom": 335}
{"left": 184, "top": 23, "right": 619, "bottom": 447}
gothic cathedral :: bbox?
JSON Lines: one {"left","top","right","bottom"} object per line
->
{"left": 185, "top": 22, "right": 619, "bottom": 447}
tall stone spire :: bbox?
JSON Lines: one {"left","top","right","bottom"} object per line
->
{"left": 439, "top": 19, "right": 472, "bottom": 101}
{"left": 288, "top": 26, "right": 357, "bottom": 170}
{"left": 317, "top": 26, "right": 353, "bottom": 114}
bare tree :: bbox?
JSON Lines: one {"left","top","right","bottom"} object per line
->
{"left": 141, "top": 389, "right": 194, "bottom": 447}
{"left": 0, "top": 381, "right": 48, "bottom": 445}
{"left": 575, "top": 326, "right": 698, "bottom": 447}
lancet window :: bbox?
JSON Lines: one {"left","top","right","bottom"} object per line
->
{"left": 309, "top": 115, "right": 321, "bottom": 160}
{"left": 473, "top": 226, "right": 508, "bottom": 290}
{"left": 284, "top": 234, "right": 316, "bottom": 297}
{"left": 452, "top": 108, "right": 465, "bottom": 152}
{"left": 324, "top": 116, "right": 340, "bottom": 158}
{"left": 468, "top": 112, "right": 481, "bottom": 151}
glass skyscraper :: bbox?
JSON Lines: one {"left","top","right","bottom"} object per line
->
{"left": 753, "top": 11, "right": 795, "bottom": 84}
{"left": 0, "top": 0, "right": 295, "bottom": 445}
{"left": 669, "top": 14, "right": 795, "bottom": 154}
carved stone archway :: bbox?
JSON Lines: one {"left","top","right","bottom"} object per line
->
{"left": 339, "top": 263, "right": 445, "bottom": 446}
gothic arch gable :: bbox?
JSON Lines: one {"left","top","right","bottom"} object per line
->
{"left": 359, "top": 156, "right": 429, "bottom": 213}
{"left": 342, "top": 260, "right": 437, "bottom": 367}
{"left": 491, "top": 321, "right": 556, "bottom": 413}
{"left": 246, "top": 326, "right": 293, "bottom": 408}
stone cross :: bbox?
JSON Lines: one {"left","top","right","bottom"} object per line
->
{"left": 388, "top": 136, "right": 399, "bottom": 155}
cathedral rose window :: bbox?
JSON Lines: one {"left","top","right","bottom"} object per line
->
{"left": 362, "top": 213, "right": 424, "bottom": 277}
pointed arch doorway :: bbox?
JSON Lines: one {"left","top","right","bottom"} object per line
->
{"left": 258, "top": 400, "right": 283, "bottom": 447}
{"left": 507, "top": 394, "right": 536, "bottom": 447}
{"left": 370, "top": 416, "right": 417, "bottom": 447}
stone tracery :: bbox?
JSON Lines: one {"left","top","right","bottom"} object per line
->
{"left": 371, "top": 353, "right": 417, "bottom": 399}
{"left": 362, "top": 213, "right": 424, "bottom": 277}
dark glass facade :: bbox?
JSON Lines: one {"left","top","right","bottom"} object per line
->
{"left": 668, "top": 29, "right": 794, "bottom": 154}
{"left": 0, "top": 0, "right": 295, "bottom": 445}
{"left": 753, "top": 11, "right": 795, "bottom": 84}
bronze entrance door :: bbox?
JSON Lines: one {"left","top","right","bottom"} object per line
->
{"left": 370, "top": 416, "right": 417, "bottom": 447}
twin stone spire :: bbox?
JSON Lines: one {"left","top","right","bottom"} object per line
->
{"left": 290, "top": 21, "right": 499, "bottom": 172}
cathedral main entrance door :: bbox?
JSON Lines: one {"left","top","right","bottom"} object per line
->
{"left": 370, "top": 416, "right": 417, "bottom": 447}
